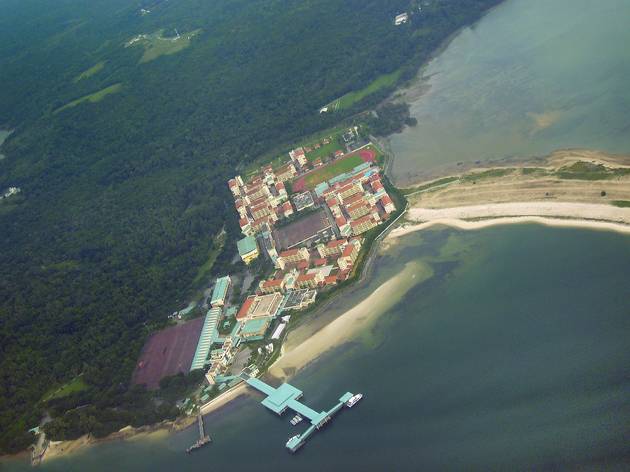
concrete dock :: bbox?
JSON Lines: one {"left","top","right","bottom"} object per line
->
{"left": 240, "top": 369, "right": 355, "bottom": 452}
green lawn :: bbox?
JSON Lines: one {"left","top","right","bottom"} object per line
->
{"left": 54, "top": 83, "right": 122, "bottom": 114}
{"left": 304, "top": 153, "right": 365, "bottom": 189}
{"left": 304, "top": 137, "right": 344, "bottom": 162}
{"left": 555, "top": 162, "right": 630, "bottom": 180}
{"left": 127, "top": 29, "right": 202, "bottom": 64}
{"left": 327, "top": 70, "right": 401, "bottom": 111}
{"left": 74, "top": 61, "right": 105, "bottom": 82}
{"left": 43, "top": 376, "right": 88, "bottom": 402}
{"left": 611, "top": 200, "right": 630, "bottom": 208}
{"left": 192, "top": 231, "right": 226, "bottom": 285}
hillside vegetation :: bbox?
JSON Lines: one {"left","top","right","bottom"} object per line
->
{"left": 0, "top": 0, "right": 501, "bottom": 453}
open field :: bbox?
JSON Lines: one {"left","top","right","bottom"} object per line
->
{"left": 303, "top": 136, "right": 344, "bottom": 162}
{"left": 74, "top": 62, "right": 105, "bottom": 82}
{"left": 131, "top": 318, "right": 204, "bottom": 389}
{"left": 302, "top": 154, "right": 364, "bottom": 189}
{"left": 127, "top": 29, "right": 202, "bottom": 64}
{"left": 403, "top": 149, "right": 630, "bottom": 210}
{"left": 54, "top": 83, "right": 122, "bottom": 114}
{"left": 43, "top": 376, "right": 89, "bottom": 402}
{"left": 326, "top": 70, "right": 401, "bottom": 111}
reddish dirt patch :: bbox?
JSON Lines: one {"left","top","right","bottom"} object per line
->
{"left": 131, "top": 317, "right": 204, "bottom": 389}
{"left": 292, "top": 176, "right": 306, "bottom": 192}
{"left": 359, "top": 149, "right": 376, "bottom": 162}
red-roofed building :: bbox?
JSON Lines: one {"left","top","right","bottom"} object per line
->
{"left": 316, "top": 238, "right": 347, "bottom": 258}
{"left": 337, "top": 239, "right": 361, "bottom": 271}
{"left": 334, "top": 150, "right": 344, "bottom": 158}
{"left": 259, "top": 278, "right": 286, "bottom": 294}
{"left": 380, "top": 195, "right": 396, "bottom": 213}
{"left": 296, "top": 260, "right": 309, "bottom": 270}
{"left": 276, "top": 163, "right": 297, "bottom": 182}
{"left": 347, "top": 201, "right": 372, "bottom": 220}
{"left": 276, "top": 247, "right": 310, "bottom": 270}
{"left": 237, "top": 296, "right": 255, "bottom": 320}
{"left": 350, "top": 214, "right": 379, "bottom": 235}
{"left": 324, "top": 274, "right": 338, "bottom": 286}
{"left": 282, "top": 201, "right": 294, "bottom": 218}
{"left": 295, "top": 271, "right": 324, "bottom": 289}
{"left": 313, "top": 257, "right": 328, "bottom": 267}
{"left": 228, "top": 179, "right": 240, "bottom": 196}
{"left": 342, "top": 193, "right": 364, "bottom": 207}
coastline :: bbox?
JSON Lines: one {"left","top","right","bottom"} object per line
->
{"left": 268, "top": 259, "right": 432, "bottom": 380}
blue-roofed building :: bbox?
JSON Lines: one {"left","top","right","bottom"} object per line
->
{"left": 190, "top": 307, "right": 222, "bottom": 371}
{"left": 237, "top": 236, "right": 259, "bottom": 264}
{"left": 314, "top": 182, "right": 330, "bottom": 198}
{"left": 210, "top": 276, "right": 231, "bottom": 307}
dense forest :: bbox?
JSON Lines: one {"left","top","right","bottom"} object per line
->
{"left": 0, "top": 0, "right": 502, "bottom": 453}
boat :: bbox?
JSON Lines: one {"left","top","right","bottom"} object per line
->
{"left": 345, "top": 393, "right": 363, "bottom": 408}
{"left": 290, "top": 414, "right": 303, "bottom": 425}
{"left": 286, "top": 434, "right": 301, "bottom": 449}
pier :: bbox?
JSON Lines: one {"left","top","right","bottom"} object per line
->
{"left": 186, "top": 414, "right": 211, "bottom": 453}
{"left": 239, "top": 369, "right": 355, "bottom": 452}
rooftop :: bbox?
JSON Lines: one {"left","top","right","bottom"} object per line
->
{"left": 237, "top": 236, "right": 258, "bottom": 256}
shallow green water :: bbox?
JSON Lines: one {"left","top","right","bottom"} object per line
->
{"left": 4, "top": 225, "right": 630, "bottom": 470}
{"left": 389, "top": 0, "right": 630, "bottom": 183}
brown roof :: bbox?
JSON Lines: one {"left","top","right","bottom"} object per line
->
{"left": 350, "top": 214, "right": 374, "bottom": 228}
{"left": 262, "top": 279, "right": 283, "bottom": 288}
{"left": 336, "top": 215, "right": 347, "bottom": 227}
{"left": 237, "top": 297, "right": 255, "bottom": 320}
{"left": 341, "top": 245, "right": 355, "bottom": 257}
{"left": 297, "top": 273, "right": 316, "bottom": 282}
{"left": 342, "top": 193, "right": 364, "bottom": 206}
{"left": 279, "top": 248, "right": 300, "bottom": 258}
{"left": 327, "top": 239, "right": 347, "bottom": 248}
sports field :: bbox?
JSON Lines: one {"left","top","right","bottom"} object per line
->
{"left": 294, "top": 145, "right": 380, "bottom": 190}
{"left": 132, "top": 317, "right": 204, "bottom": 389}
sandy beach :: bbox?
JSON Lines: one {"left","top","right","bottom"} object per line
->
{"left": 388, "top": 202, "right": 630, "bottom": 239}
{"left": 268, "top": 259, "right": 432, "bottom": 379}
{"left": 199, "top": 382, "right": 249, "bottom": 415}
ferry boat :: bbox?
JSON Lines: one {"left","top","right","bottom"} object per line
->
{"left": 290, "top": 414, "right": 303, "bottom": 425}
{"left": 345, "top": 393, "right": 363, "bottom": 408}
{"left": 286, "top": 434, "right": 301, "bottom": 449}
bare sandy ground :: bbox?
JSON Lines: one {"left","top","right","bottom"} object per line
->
{"left": 386, "top": 202, "right": 630, "bottom": 239}
{"left": 199, "top": 382, "right": 249, "bottom": 415}
{"left": 268, "top": 260, "right": 431, "bottom": 380}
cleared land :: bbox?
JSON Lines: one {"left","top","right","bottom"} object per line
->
{"left": 132, "top": 317, "right": 204, "bottom": 389}
{"left": 326, "top": 70, "right": 401, "bottom": 111}
{"left": 74, "top": 62, "right": 105, "bottom": 82}
{"left": 127, "top": 29, "right": 202, "bottom": 64}
{"left": 43, "top": 376, "right": 89, "bottom": 401}
{"left": 54, "top": 83, "right": 122, "bottom": 114}
{"left": 404, "top": 150, "right": 630, "bottom": 209}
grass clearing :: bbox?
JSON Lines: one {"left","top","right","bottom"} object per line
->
{"left": 611, "top": 200, "right": 630, "bottom": 208}
{"left": 554, "top": 161, "right": 630, "bottom": 180}
{"left": 192, "top": 230, "right": 226, "bottom": 285}
{"left": 461, "top": 168, "right": 514, "bottom": 182}
{"left": 327, "top": 70, "right": 402, "bottom": 111}
{"left": 43, "top": 376, "right": 88, "bottom": 402}
{"left": 304, "top": 153, "right": 365, "bottom": 189}
{"left": 127, "top": 29, "right": 201, "bottom": 64}
{"left": 54, "top": 83, "right": 122, "bottom": 114}
{"left": 74, "top": 61, "right": 105, "bottom": 82}
{"left": 402, "top": 176, "right": 459, "bottom": 196}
